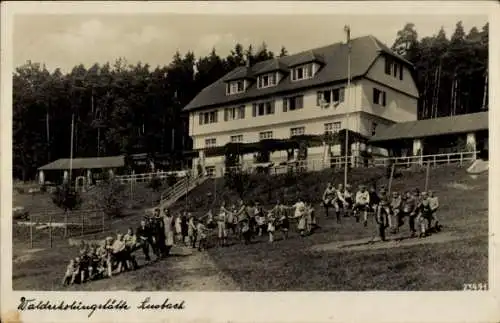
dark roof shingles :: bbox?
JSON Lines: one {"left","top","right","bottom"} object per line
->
{"left": 39, "top": 156, "right": 125, "bottom": 171}
{"left": 184, "top": 35, "right": 400, "bottom": 112}
{"left": 370, "top": 112, "right": 489, "bottom": 142}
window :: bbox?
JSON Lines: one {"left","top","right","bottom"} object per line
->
{"left": 291, "top": 64, "right": 313, "bottom": 81}
{"left": 371, "top": 122, "right": 378, "bottom": 136}
{"left": 224, "top": 105, "right": 245, "bottom": 121}
{"left": 373, "top": 88, "right": 387, "bottom": 106}
{"left": 317, "top": 88, "right": 345, "bottom": 106}
{"left": 252, "top": 101, "right": 275, "bottom": 117}
{"left": 226, "top": 80, "right": 245, "bottom": 95}
{"left": 324, "top": 122, "right": 341, "bottom": 134}
{"left": 230, "top": 135, "right": 243, "bottom": 143}
{"left": 259, "top": 131, "right": 273, "bottom": 140}
{"left": 257, "top": 73, "right": 277, "bottom": 89}
{"left": 283, "top": 95, "right": 304, "bottom": 112}
{"left": 205, "top": 166, "right": 216, "bottom": 177}
{"left": 199, "top": 110, "right": 218, "bottom": 125}
{"left": 205, "top": 138, "right": 217, "bottom": 148}
{"left": 384, "top": 57, "right": 404, "bottom": 81}
{"left": 290, "top": 126, "right": 305, "bottom": 137}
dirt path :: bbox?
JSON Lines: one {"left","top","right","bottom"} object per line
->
{"left": 167, "top": 246, "right": 240, "bottom": 291}
{"left": 310, "top": 231, "right": 482, "bottom": 253}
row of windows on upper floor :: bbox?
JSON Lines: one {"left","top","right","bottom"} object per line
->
{"left": 226, "top": 63, "right": 317, "bottom": 95}
{"left": 203, "top": 120, "right": 379, "bottom": 148}
{"left": 227, "top": 57, "right": 404, "bottom": 96}
{"left": 199, "top": 87, "right": 387, "bottom": 125}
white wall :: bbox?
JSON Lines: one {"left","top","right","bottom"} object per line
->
{"left": 365, "top": 55, "right": 419, "bottom": 98}
{"left": 189, "top": 81, "right": 364, "bottom": 145}
{"left": 359, "top": 78, "right": 418, "bottom": 123}
{"left": 192, "top": 113, "right": 365, "bottom": 149}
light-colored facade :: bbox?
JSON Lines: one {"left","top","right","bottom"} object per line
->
{"left": 185, "top": 37, "right": 419, "bottom": 175}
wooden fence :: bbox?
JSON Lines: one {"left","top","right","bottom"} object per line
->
{"left": 13, "top": 209, "right": 109, "bottom": 249}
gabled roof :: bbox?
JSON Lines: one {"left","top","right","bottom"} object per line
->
{"left": 288, "top": 50, "right": 325, "bottom": 67}
{"left": 370, "top": 112, "right": 489, "bottom": 142}
{"left": 39, "top": 156, "right": 125, "bottom": 171}
{"left": 184, "top": 35, "right": 414, "bottom": 112}
{"left": 223, "top": 66, "right": 255, "bottom": 82}
{"left": 253, "top": 59, "right": 289, "bottom": 76}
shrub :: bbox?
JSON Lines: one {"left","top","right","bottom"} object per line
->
{"left": 97, "top": 179, "right": 126, "bottom": 218}
{"left": 167, "top": 173, "right": 178, "bottom": 187}
{"left": 51, "top": 184, "right": 82, "bottom": 212}
{"left": 224, "top": 170, "right": 255, "bottom": 200}
{"left": 148, "top": 176, "right": 163, "bottom": 192}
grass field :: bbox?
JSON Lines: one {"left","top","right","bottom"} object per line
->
{"left": 12, "top": 164, "right": 488, "bottom": 291}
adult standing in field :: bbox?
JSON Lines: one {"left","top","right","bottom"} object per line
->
{"left": 153, "top": 208, "right": 167, "bottom": 258}
{"left": 136, "top": 220, "right": 154, "bottom": 262}
{"left": 217, "top": 202, "right": 229, "bottom": 247}
{"left": 290, "top": 196, "right": 307, "bottom": 237}
{"left": 162, "top": 209, "right": 175, "bottom": 256}
{"left": 428, "top": 190, "right": 441, "bottom": 232}
{"left": 187, "top": 214, "right": 197, "bottom": 248}
{"left": 368, "top": 185, "right": 380, "bottom": 227}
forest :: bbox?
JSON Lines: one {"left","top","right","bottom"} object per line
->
{"left": 13, "top": 21, "right": 488, "bottom": 181}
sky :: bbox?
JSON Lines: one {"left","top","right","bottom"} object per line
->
{"left": 13, "top": 13, "right": 488, "bottom": 73}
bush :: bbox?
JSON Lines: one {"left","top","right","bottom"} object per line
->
{"left": 51, "top": 184, "right": 82, "bottom": 211}
{"left": 97, "top": 179, "right": 126, "bottom": 218}
{"left": 224, "top": 170, "right": 255, "bottom": 200}
{"left": 148, "top": 176, "right": 163, "bottom": 192}
{"left": 167, "top": 173, "right": 178, "bottom": 187}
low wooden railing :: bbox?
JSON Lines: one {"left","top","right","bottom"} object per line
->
{"left": 205, "top": 151, "right": 479, "bottom": 178}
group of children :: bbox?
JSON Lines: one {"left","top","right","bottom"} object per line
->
{"left": 200, "top": 197, "right": 319, "bottom": 248}
{"left": 62, "top": 229, "right": 140, "bottom": 286}
{"left": 322, "top": 182, "right": 441, "bottom": 241}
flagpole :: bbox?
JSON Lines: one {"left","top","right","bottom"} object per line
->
{"left": 69, "top": 112, "right": 75, "bottom": 185}
{"left": 344, "top": 25, "right": 351, "bottom": 188}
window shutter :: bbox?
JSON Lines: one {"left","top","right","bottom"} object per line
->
{"left": 382, "top": 92, "right": 387, "bottom": 106}
{"left": 226, "top": 84, "right": 230, "bottom": 95}
{"left": 240, "top": 106, "right": 245, "bottom": 119}
{"left": 297, "top": 96, "right": 304, "bottom": 109}
{"left": 214, "top": 111, "right": 218, "bottom": 123}
{"left": 199, "top": 113, "right": 203, "bottom": 125}
{"left": 340, "top": 88, "right": 345, "bottom": 102}
{"left": 283, "top": 98, "right": 288, "bottom": 112}
{"left": 271, "top": 73, "right": 276, "bottom": 85}
{"left": 307, "top": 64, "right": 313, "bottom": 77}
{"left": 252, "top": 104, "right": 257, "bottom": 117}
{"left": 224, "top": 108, "right": 229, "bottom": 121}
{"left": 317, "top": 92, "right": 322, "bottom": 106}
{"left": 373, "top": 88, "right": 378, "bottom": 104}
{"left": 399, "top": 66, "right": 403, "bottom": 80}
{"left": 270, "top": 101, "right": 275, "bottom": 114}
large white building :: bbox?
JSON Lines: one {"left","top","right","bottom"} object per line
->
{"left": 183, "top": 35, "right": 419, "bottom": 176}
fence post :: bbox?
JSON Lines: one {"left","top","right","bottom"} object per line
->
{"left": 64, "top": 211, "right": 68, "bottom": 237}
{"left": 49, "top": 211, "right": 53, "bottom": 248}
{"left": 433, "top": 155, "right": 437, "bottom": 167}
{"left": 447, "top": 154, "right": 450, "bottom": 164}
{"left": 29, "top": 213, "right": 33, "bottom": 249}
{"left": 81, "top": 211, "right": 84, "bottom": 236}
{"left": 460, "top": 153, "right": 463, "bottom": 166}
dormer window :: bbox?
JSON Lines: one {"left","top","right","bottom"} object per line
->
{"left": 291, "top": 64, "right": 314, "bottom": 82}
{"left": 226, "top": 80, "right": 246, "bottom": 95}
{"left": 257, "top": 73, "right": 277, "bottom": 89}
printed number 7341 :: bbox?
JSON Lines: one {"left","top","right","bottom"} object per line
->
{"left": 463, "top": 283, "right": 488, "bottom": 291}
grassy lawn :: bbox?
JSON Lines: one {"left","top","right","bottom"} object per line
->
{"left": 12, "top": 165, "right": 488, "bottom": 291}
